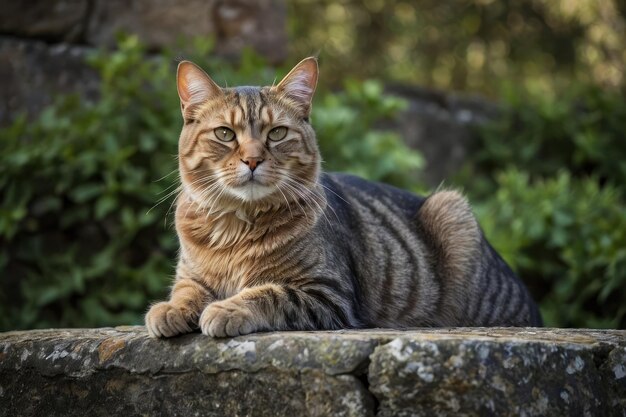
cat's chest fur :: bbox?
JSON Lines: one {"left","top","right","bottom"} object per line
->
{"left": 185, "top": 243, "right": 260, "bottom": 299}
{"left": 177, "top": 200, "right": 318, "bottom": 299}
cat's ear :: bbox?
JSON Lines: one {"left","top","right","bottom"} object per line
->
{"left": 273, "top": 57, "right": 318, "bottom": 116}
{"left": 177, "top": 61, "right": 223, "bottom": 114}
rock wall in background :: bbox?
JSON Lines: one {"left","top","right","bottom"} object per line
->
{"left": 0, "top": 0, "right": 287, "bottom": 55}
{"left": 386, "top": 85, "right": 500, "bottom": 186}
{"left": 0, "top": 327, "right": 625, "bottom": 416}
{"left": 0, "top": 0, "right": 287, "bottom": 126}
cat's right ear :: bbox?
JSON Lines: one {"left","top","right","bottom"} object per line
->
{"left": 177, "top": 61, "right": 223, "bottom": 115}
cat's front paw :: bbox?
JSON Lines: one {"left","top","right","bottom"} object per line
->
{"left": 145, "top": 301, "right": 193, "bottom": 338}
{"left": 199, "top": 299, "right": 257, "bottom": 337}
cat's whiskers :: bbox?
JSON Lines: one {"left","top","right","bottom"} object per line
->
{"left": 153, "top": 168, "right": 179, "bottom": 185}
{"left": 186, "top": 177, "right": 220, "bottom": 198}
{"left": 147, "top": 185, "right": 182, "bottom": 215}
{"left": 279, "top": 177, "right": 331, "bottom": 227}
{"left": 149, "top": 170, "right": 203, "bottom": 214}
{"left": 188, "top": 174, "right": 224, "bottom": 203}
{"left": 159, "top": 178, "right": 189, "bottom": 227}
{"left": 193, "top": 181, "right": 225, "bottom": 217}
{"left": 273, "top": 183, "right": 295, "bottom": 219}
{"left": 206, "top": 181, "right": 232, "bottom": 218}
{"left": 302, "top": 180, "right": 342, "bottom": 222}
{"left": 313, "top": 181, "right": 351, "bottom": 206}
{"left": 182, "top": 171, "right": 224, "bottom": 218}
{"left": 146, "top": 185, "right": 181, "bottom": 229}
{"left": 277, "top": 181, "right": 309, "bottom": 220}
{"left": 154, "top": 167, "right": 216, "bottom": 205}
{"left": 304, "top": 183, "right": 343, "bottom": 224}
{"left": 281, "top": 173, "right": 337, "bottom": 227}
{"left": 260, "top": 172, "right": 309, "bottom": 219}
{"left": 163, "top": 189, "right": 180, "bottom": 228}
{"left": 190, "top": 177, "right": 227, "bottom": 214}
{"left": 156, "top": 177, "right": 181, "bottom": 195}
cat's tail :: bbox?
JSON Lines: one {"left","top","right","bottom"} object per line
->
{"left": 417, "top": 190, "right": 482, "bottom": 324}
{"left": 418, "top": 190, "right": 481, "bottom": 280}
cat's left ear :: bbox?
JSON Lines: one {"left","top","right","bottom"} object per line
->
{"left": 273, "top": 57, "right": 318, "bottom": 116}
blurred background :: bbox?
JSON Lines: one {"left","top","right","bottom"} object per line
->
{"left": 1, "top": 0, "right": 624, "bottom": 331}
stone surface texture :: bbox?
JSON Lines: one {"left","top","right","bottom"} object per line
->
{"left": 85, "top": 0, "right": 287, "bottom": 62}
{"left": 0, "top": 327, "right": 624, "bottom": 416}
{"left": 0, "top": 0, "right": 287, "bottom": 60}
{"left": 0, "top": 0, "right": 90, "bottom": 42}
{"left": 0, "top": 37, "right": 98, "bottom": 126}
{"left": 0, "top": 0, "right": 287, "bottom": 126}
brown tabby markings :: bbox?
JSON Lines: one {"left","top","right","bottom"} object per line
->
{"left": 144, "top": 57, "right": 542, "bottom": 338}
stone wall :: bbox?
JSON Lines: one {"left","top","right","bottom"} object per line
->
{"left": 1, "top": 327, "right": 624, "bottom": 416}
{"left": 0, "top": 0, "right": 287, "bottom": 55}
{"left": 385, "top": 85, "right": 500, "bottom": 186}
{"left": 0, "top": 0, "right": 287, "bottom": 126}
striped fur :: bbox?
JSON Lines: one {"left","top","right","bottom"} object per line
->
{"left": 145, "top": 58, "right": 542, "bottom": 338}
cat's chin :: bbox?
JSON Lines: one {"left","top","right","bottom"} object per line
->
{"left": 228, "top": 181, "right": 276, "bottom": 202}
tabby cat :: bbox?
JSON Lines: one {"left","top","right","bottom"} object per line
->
{"left": 145, "top": 57, "right": 542, "bottom": 338}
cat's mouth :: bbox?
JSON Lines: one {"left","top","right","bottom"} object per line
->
{"left": 238, "top": 171, "right": 269, "bottom": 187}
{"left": 229, "top": 179, "right": 276, "bottom": 202}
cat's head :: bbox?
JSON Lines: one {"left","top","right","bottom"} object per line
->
{"left": 176, "top": 58, "right": 320, "bottom": 210}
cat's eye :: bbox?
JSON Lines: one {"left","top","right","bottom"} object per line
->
{"left": 268, "top": 126, "right": 288, "bottom": 142}
{"left": 214, "top": 127, "right": 236, "bottom": 142}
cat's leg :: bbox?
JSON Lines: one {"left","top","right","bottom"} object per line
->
{"left": 145, "top": 276, "right": 214, "bottom": 338}
{"left": 199, "top": 282, "right": 355, "bottom": 337}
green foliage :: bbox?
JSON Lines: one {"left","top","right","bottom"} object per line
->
{"left": 476, "top": 84, "right": 626, "bottom": 188}
{"left": 466, "top": 86, "right": 626, "bottom": 328}
{"left": 289, "top": 0, "right": 626, "bottom": 94}
{"left": 0, "top": 36, "right": 423, "bottom": 331}
{"left": 313, "top": 79, "right": 423, "bottom": 188}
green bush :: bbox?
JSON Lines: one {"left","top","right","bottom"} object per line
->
{"left": 0, "top": 36, "right": 422, "bottom": 331}
{"left": 474, "top": 169, "right": 626, "bottom": 328}
{"left": 471, "top": 84, "right": 626, "bottom": 192}
{"left": 0, "top": 37, "right": 180, "bottom": 330}
{"left": 466, "top": 86, "right": 626, "bottom": 328}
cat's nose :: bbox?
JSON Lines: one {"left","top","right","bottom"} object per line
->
{"left": 241, "top": 157, "right": 264, "bottom": 172}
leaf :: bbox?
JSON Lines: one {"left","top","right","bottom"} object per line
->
{"left": 71, "top": 184, "right": 105, "bottom": 203}
{"left": 95, "top": 195, "right": 117, "bottom": 219}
